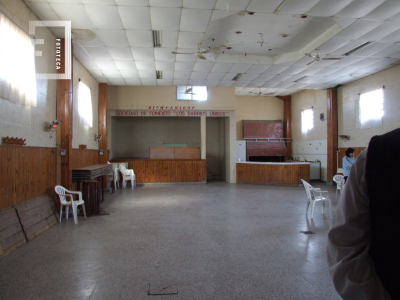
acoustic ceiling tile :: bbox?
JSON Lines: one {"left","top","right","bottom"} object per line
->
{"left": 177, "top": 32, "right": 206, "bottom": 48}
{"left": 150, "top": 0, "right": 182, "bottom": 7}
{"left": 206, "top": 72, "right": 226, "bottom": 80}
{"left": 174, "top": 71, "right": 192, "bottom": 79}
{"left": 102, "top": 71, "right": 122, "bottom": 78}
{"left": 80, "top": 60, "right": 99, "bottom": 71}
{"left": 279, "top": 0, "right": 320, "bottom": 15}
{"left": 229, "top": 63, "right": 253, "bottom": 73}
{"left": 328, "top": 56, "right": 364, "bottom": 68}
{"left": 389, "top": 12, "right": 400, "bottom": 21}
{"left": 240, "top": 73, "right": 260, "bottom": 81}
{"left": 94, "top": 78, "right": 109, "bottom": 84}
{"left": 190, "top": 72, "right": 209, "bottom": 80}
{"left": 180, "top": 9, "right": 212, "bottom": 33}
{"left": 193, "top": 62, "right": 215, "bottom": 72}
{"left": 253, "top": 73, "right": 276, "bottom": 81}
{"left": 333, "top": 20, "right": 382, "bottom": 40}
{"left": 262, "top": 81, "right": 280, "bottom": 88}
{"left": 333, "top": 17, "right": 358, "bottom": 30}
{"left": 334, "top": 0, "right": 386, "bottom": 19}
{"left": 349, "top": 42, "right": 392, "bottom": 57}
{"left": 356, "top": 21, "right": 400, "bottom": 42}
{"left": 162, "top": 31, "right": 179, "bottom": 48}
{"left": 116, "top": 0, "right": 149, "bottom": 6}
{"left": 175, "top": 61, "right": 195, "bottom": 71}
{"left": 97, "top": 30, "right": 129, "bottom": 46}
{"left": 131, "top": 48, "right": 155, "bottom": 61}
{"left": 84, "top": 47, "right": 113, "bottom": 60}
{"left": 246, "top": 64, "right": 271, "bottom": 74}
{"left": 120, "top": 71, "right": 140, "bottom": 78}
{"left": 81, "top": 0, "right": 115, "bottom": 4}
{"left": 135, "top": 61, "right": 156, "bottom": 70}
{"left": 210, "top": 63, "right": 234, "bottom": 72}
{"left": 85, "top": 5, "right": 124, "bottom": 29}
{"left": 24, "top": 3, "right": 61, "bottom": 21}
{"left": 141, "top": 79, "right": 157, "bottom": 85}
{"left": 138, "top": 70, "right": 156, "bottom": 78}
{"left": 50, "top": 4, "right": 93, "bottom": 28}
{"left": 96, "top": 61, "right": 119, "bottom": 70}
{"left": 328, "top": 66, "right": 361, "bottom": 77}
{"left": 215, "top": 0, "right": 249, "bottom": 11}
{"left": 378, "top": 28, "right": 400, "bottom": 43}
{"left": 287, "top": 82, "right": 310, "bottom": 89}
{"left": 150, "top": 8, "right": 181, "bottom": 31}
{"left": 126, "top": 31, "right": 153, "bottom": 47}
{"left": 122, "top": 78, "right": 141, "bottom": 85}
{"left": 188, "top": 79, "right": 205, "bottom": 86}
{"left": 363, "top": 0, "right": 400, "bottom": 21}
{"left": 107, "top": 47, "right": 133, "bottom": 60}
{"left": 73, "top": 30, "right": 105, "bottom": 47}
{"left": 317, "top": 39, "right": 352, "bottom": 55}
{"left": 161, "top": 71, "right": 174, "bottom": 78}
{"left": 262, "top": 65, "right": 289, "bottom": 75}
{"left": 173, "top": 79, "right": 190, "bottom": 85}
{"left": 329, "top": 40, "right": 374, "bottom": 56}
{"left": 183, "top": 0, "right": 217, "bottom": 9}
{"left": 313, "top": 67, "right": 342, "bottom": 76}
{"left": 157, "top": 79, "right": 173, "bottom": 85}
{"left": 108, "top": 78, "right": 126, "bottom": 85}
{"left": 247, "top": 0, "right": 285, "bottom": 13}
{"left": 306, "top": 0, "right": 354, "bottom": 17}
{"left": 370, "top": 43, "right": 400, "bottom": 58}
{"left": 118, "top": 6, "right": 151, "bottom": 30}
{"left": 272, "top": 81, "right": 295, "bottom": 89}
{"left": 155, "top": 61, "right": 176, "bottom": 70}
{"left": 222, "top": 72, "right": 239, "bottom": 81}
{"left": 115, "top": 61, "right": 138, "bottom": 71}
{"left": 279, "top": 66, "right": 308, "bottom": 76}
{"left": 210, "top": 9, "right": 240, "bottom": 21}
{"left": 154, "top": 48, "right": 176, "bottom": 62}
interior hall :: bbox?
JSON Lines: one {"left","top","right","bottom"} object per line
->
{"left": 1, "top": 0, "right": 400, "bottom": 299}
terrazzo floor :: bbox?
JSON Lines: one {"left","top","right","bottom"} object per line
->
{"left": 0, "top": 181, "right": 341, "bottom": 300}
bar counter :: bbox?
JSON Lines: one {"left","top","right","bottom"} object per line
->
{"left": 236, "top": 161, "right": 310, "bottom": 186}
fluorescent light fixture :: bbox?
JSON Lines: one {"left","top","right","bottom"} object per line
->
{"left": 156, "top": 70, "right": 163, "bottom": 79}
{"left": 294, "top": 75, "right": 308, "bottom": 83}
{"left": 232, "top": 73, "right": 243, "bottom": 81}
{"left": 274, "top": 0, "right": 288, "bottom": 13}
{"left": 344, "top": 42, "right": 373, "bottom": 56}
{"left": 152, "top": 30, "right": 161, "bottom": 48}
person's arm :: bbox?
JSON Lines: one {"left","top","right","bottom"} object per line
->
{"left": 327, "top": 150, "right": 391, "bottom": 299}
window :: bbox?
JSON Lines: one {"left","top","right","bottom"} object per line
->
{"left": 0, "top": 12, "right": 37, "bottom": 107}
{"left": 177, "top": 86, "right": 208, "bottom": 101}
{"left": 78, "top": 81, "right": 92, "bottom": 127}
{"left": 359, "top": 88, "right": 384, "bottom": 129}
{"left": 301, "top": 107, "right": 313, "bottom": 134}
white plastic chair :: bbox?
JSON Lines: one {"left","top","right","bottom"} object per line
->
{"left": 119, "top": 164, "right": 136, "bottom": 189}
{"left": 333, "top": 175, "right": 345, "bottom": 202}
{"left": 301, "top": 179, "right": 332, "bottom": 219}
{"left": 107, "top": 162, "right": 119, "bottom": 190}
{"left": 55, "top": 185, "right": 86, "bottom": 224}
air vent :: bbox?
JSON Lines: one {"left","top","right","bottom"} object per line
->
{"left": 152, "top": 30, "right": 161, "bottom": 48}
{"left": 156, "top": 71, "right": 163, "bottom": 79}
{"left": 294, "top": 75, "right": 308, "bottom": 83}
{"left": 232, "top": 73, "right": 243, "bottom": 81}
{"left": 344, "top": 42, "right": 373, "bottom": 56}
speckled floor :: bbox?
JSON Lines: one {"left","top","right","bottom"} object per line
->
{"left": 0, "top": 182, "right": 341, "bottom": 300}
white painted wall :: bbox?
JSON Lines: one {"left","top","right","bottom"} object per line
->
{"left": 0, "top": 0, "right": 57, "bottom": 147}
{"left": 291, "top": 90, "right": 328, "bottom": 181}
{"left": 338, "top": 64, "right": 400, "bottom": 148}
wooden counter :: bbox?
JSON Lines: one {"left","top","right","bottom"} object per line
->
{"left": 111, "top": 159, "right": 207, "bottom": 183}
{"left": 236, "top": 162, "right": 310, "bottom": 186}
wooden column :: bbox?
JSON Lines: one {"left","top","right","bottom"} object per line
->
{"left": 277, "top": 96, "right": 292, "bottom": 159}
{"left": 327, "top": 88, "right": 338, "bottom": 185}
{"left": 99, "top": 83, "right": 108, "bottom": 187}
{"left": 57, "top": 39, "right": 73, "bottom": 189}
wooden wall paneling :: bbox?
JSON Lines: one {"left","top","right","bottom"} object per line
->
{"left": 149, "top": 147, "right": 175, "bottom": 159}
{"left": 174, "top": 147, "right": 200, "bottom": 159}
{"left": 327, "top": 89, "right": 338, "bottom": 184}
{"left": 57, "top": 39, "right": 73, "bottom": 190}
{"left": 236, "top": 163, "right": 310, "bottom": 185}
{"left": 70, "top": 149, "right": 100, "bottom": 170}
{"left": 0, "top": 146, "right": 56, "bottom": 210}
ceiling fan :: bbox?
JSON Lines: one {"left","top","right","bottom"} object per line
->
{"left": 249, "top": 87, "right": 268, "bottom": 96}
{"left": 305, "top": 50, "right": 342, "bottom": 65}
{"left": 172, "top": 44, "right": 225, "bottom": 60}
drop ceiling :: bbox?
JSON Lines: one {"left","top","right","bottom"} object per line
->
{"left": 23, "top": 0, "right": 400, "bottom": 97}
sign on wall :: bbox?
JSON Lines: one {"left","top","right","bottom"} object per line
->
{"left": 115, "top": 110, "right": 230, "bottom": 117}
